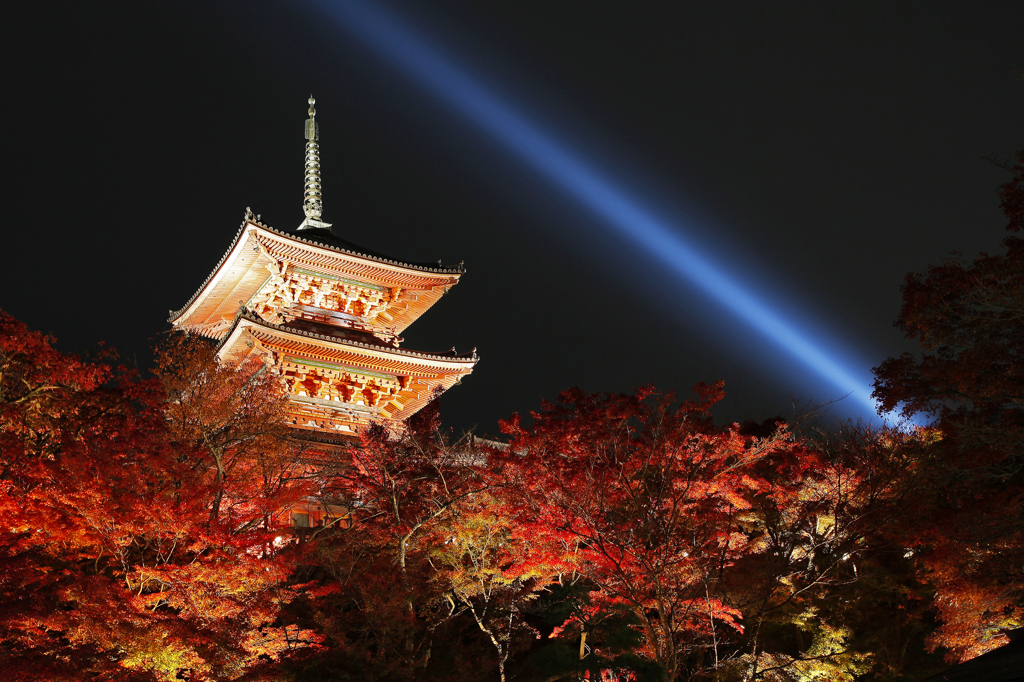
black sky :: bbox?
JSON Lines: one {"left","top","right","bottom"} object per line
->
{"left": 3, "top": 1, "right": 1022, "bottom": 435}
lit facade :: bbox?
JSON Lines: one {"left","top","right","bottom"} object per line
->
{"left": 170, "top": 98, "right": 477, "bottom": 437}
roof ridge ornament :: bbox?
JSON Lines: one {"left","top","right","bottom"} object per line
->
{"left": 298, "top": 96, "right": 332, "bottom": 231}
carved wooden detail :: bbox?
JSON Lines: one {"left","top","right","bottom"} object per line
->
{"left": 174, "top": 219, "right": 476, "bottom": 437}
{"left": 279, "top": 358, "right": 404, "bottom": 411}
{"left": 249, "top": 259, "right": 404, "bottom": 331}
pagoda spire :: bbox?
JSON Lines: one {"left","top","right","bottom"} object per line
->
{"left": 299, "top": 96, "right": 331, "bottom": 230}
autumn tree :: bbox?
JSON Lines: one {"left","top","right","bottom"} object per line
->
{"left": 872, "top": 151, "right": 1024, "bottom": 661}
{"left": 428, "top": 492, "right": 561, "bottom": 682}
{"left": 715, "top": 420, "right": 946, "bottom": 681}
{"left": 0, "top": 314, "right": 320, "bottom": 680}
{"left": 501, "top": 384, "right": 785, "bottom": 680}
{"left": 874, "top": 150, "right": 1024, "bottom": 421}
{"left": 143, "top": 332, "right": 320, "bottom": 674}
{"left": 152, "top": 332, "right": 309, "bottom": 527}
{"left": 294, "top": 402, "right": 505, "bottom": 678}
{"left": 0, "top": 309, "right": 177, "bottom": 679}
{"left": 498, "top": 385, "right": 947, "bottom": 681}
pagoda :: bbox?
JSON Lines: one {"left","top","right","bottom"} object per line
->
{"left": 170, "top": 98, "right": 478, "bottom": 437}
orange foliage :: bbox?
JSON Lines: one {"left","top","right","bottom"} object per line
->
{"left": 873, "top": 154, "right": 1024, "bottom": 662}
{"left": 0, "top": 314, "right": 319, "bottom": 680}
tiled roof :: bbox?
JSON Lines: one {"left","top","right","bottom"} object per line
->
{"left": 170, "top": 214, "right": 465, "bottom": 323}
{"left": 262, "top": 221, "right": 464, "bottom": 274}
{"left": 169, "top": 222, "right": 247, "bottom": 323}
{"left": 225, "top": 308, "right": 479, "bottom": 363}
{"left": 281, "top": 318, "right": 394, "bottom": 348}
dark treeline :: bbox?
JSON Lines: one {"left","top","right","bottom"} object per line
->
{"left": 1, "top": 155, "right": 1022, "bottom": 680}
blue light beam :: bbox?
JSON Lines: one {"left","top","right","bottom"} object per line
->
{"left": 312, "top": 0, "right": 883, "bottom": 419}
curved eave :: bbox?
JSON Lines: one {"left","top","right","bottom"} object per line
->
{"left": 170, "top": 219, "right": 465, "bottom": 336}
{"left": 219, "top": 311, "right": 477, "bottom": 422}
{"left": 262, "top": 222, "right": 464, "bottom": 275}
{"left": 220, "top": 309, "right": 478, "bottom": 373}
{"left": 169, "top": 223, "right": 250, "bottom": 330}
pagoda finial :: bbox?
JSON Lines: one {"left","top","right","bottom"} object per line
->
{"left": 299, "top": 95, "right": 331, "bottom": 231}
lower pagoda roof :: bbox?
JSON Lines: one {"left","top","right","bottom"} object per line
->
{"left": 217, "top": 309, "right": 478, "bottom": 427}
{"left": 221, "top": 308, "right": 478, "bottom": 366}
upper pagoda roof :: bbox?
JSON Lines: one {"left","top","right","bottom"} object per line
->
{"left": 170, "top": 214, "right": 465, "bottom": 337}
{"left": 277, "top": 225, "right": 456, "bottom": 270}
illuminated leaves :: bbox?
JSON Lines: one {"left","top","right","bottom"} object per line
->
{"left": 7, "top": 211, "right": 1024, "bottom": 682}
{"left": 871, "top": 155, "right": 1024, "bottom": 663}
{"left": 152, "top": 333, "right": 310, "bottom": 526}
{"left": 429, "top": 498, "right": 554, "bottom": 682}
{"left": 496, "top": 386, "right": 942, "bottom": 680}
{"left": 499, "top": 384, "right": 798, "bottom": 678}
{"left": 0, "top": 318, "right": 316, "bottom": 680}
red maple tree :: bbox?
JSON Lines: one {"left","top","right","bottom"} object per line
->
{"left": 0, "top": 316, "right": 319, "bottom": 680}
{"left": 872, "top": 152, "right": 1024, "bottom": 662}
{"left": 500, "top": 384, "right": 805, "bottom": 679}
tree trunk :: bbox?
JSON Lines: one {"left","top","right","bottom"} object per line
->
{"left": 209, "top": 449, "right": 226, "bottom": 523}
{"left": 578, "top": 630, "right": 588, "bottom": 681}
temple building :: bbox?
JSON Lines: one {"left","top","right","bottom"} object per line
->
{"left": 170, "top": 98, "right": 477, "bottom": 438}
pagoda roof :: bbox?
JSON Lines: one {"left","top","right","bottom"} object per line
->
{"left": 279, "top": 226, "right": 441, "bottom": 266}
{"left": 226, "top": 309, "right": 478, "bottom": 364}
{"left": 170, "top": 216, "right": 465, "bottom": 336}
{"left": 218, "top": 309, "right": 477, "bottom": 423}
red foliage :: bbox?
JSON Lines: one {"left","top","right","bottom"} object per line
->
{"left": 0, "top": 314, "right": 319, "bottom": 680}
{"left": 500, "top": 384, "right": 807, "bottom": 678}
{"left": 873, "top": 154, "right": 1024, "bottom": 429}
{"left": 872, "top": 155, "right": 1024, "bottom": 662}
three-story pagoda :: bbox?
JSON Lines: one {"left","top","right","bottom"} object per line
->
{"left": 170, "top": 98, "right": 478, "bottom": 437}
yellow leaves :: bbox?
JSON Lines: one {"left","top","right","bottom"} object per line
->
{"left": 118, "top": 630, "right": 211, "bottom": 682}
{"left": 124, "top": 553, "right": 289, "bottom": 626}
{"left": 814, "top": 514, "right": 835, "bottom": 538}
{"left": 796, "top": 621, "right": 872, "bottom": 681}
{"left": 721, "top": 620, "right": 871, "bottom": 682}
{"left": 112, "top": 619, "right": 324, "bottom": 681}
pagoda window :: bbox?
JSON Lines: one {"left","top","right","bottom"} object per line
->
{"left": 292, "top": 512, "right": 310, "bottom": 528}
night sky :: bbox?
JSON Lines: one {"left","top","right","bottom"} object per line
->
{"left": 4, "top": 1, "right": 1022, "bottom": 435}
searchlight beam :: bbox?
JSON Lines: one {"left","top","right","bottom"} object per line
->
{"left": 311, "top": 0, "right": 883, "bottom": 419}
